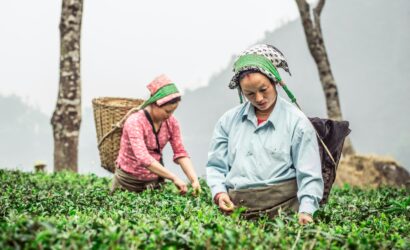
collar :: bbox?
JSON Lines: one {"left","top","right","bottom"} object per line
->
{"left": 241, "top": 96, "right": 284, "bottom": 130}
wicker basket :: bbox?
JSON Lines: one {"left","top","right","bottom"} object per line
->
{"left": 92, "top": 97, "right": 144, "bottom": 173}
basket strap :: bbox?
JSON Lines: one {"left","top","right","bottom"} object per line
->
{"left": 143, "top": 109, "right": 164, "bottom": 166}
{"left": 316, "top": 130, "right": 337, "bottom": 166}
{"left": 97, "top": 104, "right": 143, "bottom": 148}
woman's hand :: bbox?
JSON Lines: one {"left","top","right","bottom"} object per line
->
{"left": 176, "top": 157, "right": 201, "bottom": 196}
{"left": 191, "top": 180, "right": 202, "bottom": 196}
{"left": 172, "top": 177, "right": 188, "bottom": 195}
{"left": 298, "top": 212, "right": 313, "bottom": 225}
{"left": 217, "top": 193, "right": 235, "bottom": 212}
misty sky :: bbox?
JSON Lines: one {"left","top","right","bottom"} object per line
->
{"left": 0, "top": 0, "right": 302, "bottom": 114}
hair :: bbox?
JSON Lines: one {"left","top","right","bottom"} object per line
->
{"left": 157, "top": 96, "right": 181, "bottom": 107}
{"left": 237, "top": 69, "right": 275, "bottom": 91}
{"left": 238, "top": 68, "right": 263, "bottom": 83}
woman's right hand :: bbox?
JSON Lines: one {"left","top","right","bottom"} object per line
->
{"left": 217, "top": 193, "right": 235, "bottom": 212}
{"left": 172, "top": 177, "right": 188, "bottom": 195}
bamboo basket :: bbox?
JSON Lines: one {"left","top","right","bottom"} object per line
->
{"left": 92, "top": 97, "right": 144, "bottom": 173}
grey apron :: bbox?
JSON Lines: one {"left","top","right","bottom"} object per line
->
{"left": 228, "top": 178, "right": 299, "bottom": 219}
{"left": 110, "top": 167, "right": 164, "bottom": 194}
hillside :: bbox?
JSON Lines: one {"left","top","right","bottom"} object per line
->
{"left": 1, "top": 169, "right": 409, "bottom": 249}
{"left": 0, "top": 95, "right": 52, "bottom": 171}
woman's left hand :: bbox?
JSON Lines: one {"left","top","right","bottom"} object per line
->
{"left": 191, "top": 180, "right": 202, "bottom": 196}
{"left": 298, "top": 212, "right": 313, "bottom": 225}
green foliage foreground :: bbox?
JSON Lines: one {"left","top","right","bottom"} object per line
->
{"left": 0, "top": 169, "right": 409, "bottom": 249}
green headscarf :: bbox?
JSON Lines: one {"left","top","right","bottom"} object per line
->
{"left": 140, "top": 83, "right": 179, "bottom": 109}
{"left": 234, "top": 54, "right": 282, "bottom": 82}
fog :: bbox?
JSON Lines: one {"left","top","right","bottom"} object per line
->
{"left": 1, "top": 0, "right": 409, "bottom": 178}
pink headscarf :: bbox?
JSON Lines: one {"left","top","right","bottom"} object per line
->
{"left": 146, "top": 74, "right": 181, "bottom": 106}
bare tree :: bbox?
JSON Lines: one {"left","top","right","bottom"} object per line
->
{"left": 51, "top": 0, "right": 84, "bottom": 172}
{"left": 295, "top": 0, "right": 355, "bottom": 155}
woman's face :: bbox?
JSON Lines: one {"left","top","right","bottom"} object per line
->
{"left": 239, "top": 72, "right": 277, "bottom": 111}
{"left": 152, "top": 101, "right": 179, "bottom": 121}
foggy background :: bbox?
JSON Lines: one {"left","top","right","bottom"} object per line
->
{"left": 1, "top": 0, "right": 409, "bottom": 178}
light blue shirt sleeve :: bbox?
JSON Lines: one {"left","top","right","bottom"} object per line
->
{"left": 206, "top": 117, "right": 229, "bottom": 199}
{"left": 292, "top": 119, "right": 324, "bottom": 215}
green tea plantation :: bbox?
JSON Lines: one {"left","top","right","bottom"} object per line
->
{"left": 1, "top": 169, "right": 409, "bottom": 249}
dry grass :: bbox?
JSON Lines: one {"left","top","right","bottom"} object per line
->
{"left": 335, "top": 154, "right": 410, "bottom": 188}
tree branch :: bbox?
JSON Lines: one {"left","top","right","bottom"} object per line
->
{"left": 314, "top": 0, "right": 325, "bottom": 17}
{"left": 313, "top": 0, "right": 325, "bottom": 35}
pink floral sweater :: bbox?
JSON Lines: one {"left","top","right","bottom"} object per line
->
{"left": 116, "top": 110, "right": 189, "bottom": 181}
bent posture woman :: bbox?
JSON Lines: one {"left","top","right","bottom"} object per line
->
{"left": 112, "top": 74, "right": 201, "bottom": 195}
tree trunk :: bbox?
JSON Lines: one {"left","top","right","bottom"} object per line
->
{"left": 295, "top": 0, "right": 355, "bottom": 155}
{"left": 51, "top": 0, "right": 83, "bottom": 172}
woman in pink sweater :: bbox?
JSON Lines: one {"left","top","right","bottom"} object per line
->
{"left": 111, "top": 75, "right": 201, "bottom": 195}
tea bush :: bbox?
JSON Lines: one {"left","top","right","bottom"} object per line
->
{"left": 0, "top": 169, "right": 409, "bottom": 249}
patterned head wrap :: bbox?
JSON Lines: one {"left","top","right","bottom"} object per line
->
{"left": 229, "top": 44, "right": 291, "bottom": 89}
{"left": 140, "top": 74, "right": 181, "bottom": 108}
